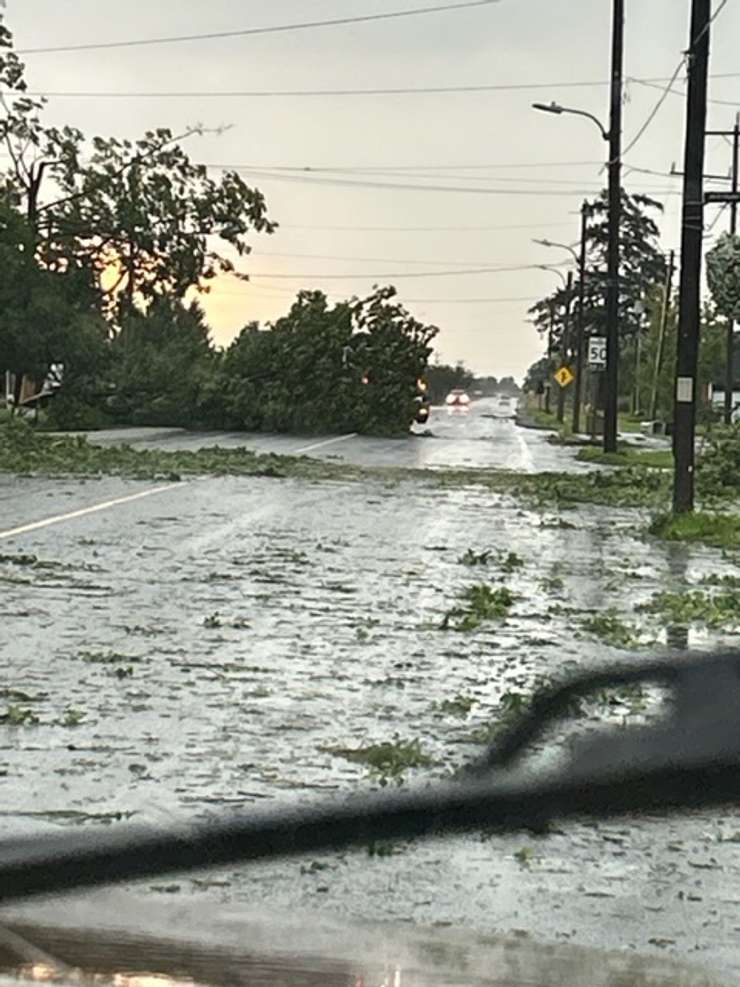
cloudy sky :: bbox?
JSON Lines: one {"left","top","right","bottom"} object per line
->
{"left": 6, "top": 1, "right": 740, "bottom": 379}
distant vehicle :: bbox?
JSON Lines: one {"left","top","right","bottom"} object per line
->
{"left": 490, "top": 392, "right": 517, "bottom": 420}
{"left": 445, "top": 389, "right": 471, "bottom": 408}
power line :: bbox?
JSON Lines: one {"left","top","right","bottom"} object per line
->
{"left": 221, "top": 164, "right": 674, "bottom": 191}
{"left": 15, "top": 0, "right": 502, "bottom": 55}
{"left": 213, "top": 288, "right": 539, "bottom": 304}
{"left": 8, "top": 72, "right": 740, "bottom": 101}
{"left": 247, "top": 261, "right": 567, "bottom": 280}
{"left": 256, "top": 249, "right": 533, "bottom": 267}
{"left": 691, "top": 0, "right": 731, "bottom": 49}
{"left": 629, "top": 75, "right": 740, "bottom": 108}
{"left": 619, "top": 0, "right": 734, "bottom": 159}
{"left": 279, "top": 221, "right": 576, "bottom": 232}
{"left": 219, "top": 168, "right": 680, "bottom": 198}
{"left": 5, "top": 82, "right": 609, "bottom": 99}
{"left": 621, "top": 58, "right": 688, "bottom": 159}
{"left": 204, "top": 160, "right": 602, "bottom": 174}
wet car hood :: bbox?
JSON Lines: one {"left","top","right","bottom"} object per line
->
{"left": 0, "top": 893, "right": 727, "bottom": 987}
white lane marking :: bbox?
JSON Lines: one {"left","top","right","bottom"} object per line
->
{"left": 517, "top": 433, "right": 535, "bottom": 473}
{"left": 0, "top": 433, "right": 358, "bottom": 541}
{"left": 293, "top": 433, "right": 358, "bottom": 455}
{"left": 0, "top": 483, "right": 182, "bottom": 541}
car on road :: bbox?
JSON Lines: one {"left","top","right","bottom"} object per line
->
{"left": 491, "top": 393, "right": 517, "bottom": 419}
{"left": 445, "top": 389, "right": 471, "bottom": 408}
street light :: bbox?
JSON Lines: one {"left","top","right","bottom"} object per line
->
{"left": 532, "top": 102, "right": 610, "bottom": 142}
{"left": 532, "top": 238, "right": 580, "bottom": 265}
{"left": 538, "top": 265, "right": 575, "bottom": 424}
{"left": 535, "top": 216, "right": 592, "bottom": 435}
{"left": 537, "top": 263, "right": 568, "bottom": 288}
{"left": 531, "top": 0, "right": 624, "bottom": 456}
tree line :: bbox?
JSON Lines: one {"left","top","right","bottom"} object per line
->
{"left": 522, "top": 189, "right": 732, "bottom": 424}
{"left": 0, "top": 12, "right": 438, "bottom": 436}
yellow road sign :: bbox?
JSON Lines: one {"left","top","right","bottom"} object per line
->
{"left": 554, "top": 366, "right": 575, "bottom": 389}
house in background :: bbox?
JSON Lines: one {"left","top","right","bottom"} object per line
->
{"left": 709, "top": 338, "right": 740, "bottom": 423}
{"left": 4, "top": 368, "right": 64, "bottom": 412}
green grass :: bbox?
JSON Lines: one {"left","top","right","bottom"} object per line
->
{"left": 519, "top": 407, "right": 561, "bottom": 431}
{"left": 649, "top": 511, "right": 740, "bottom": 549}
{"left": 576, "top": 446, "right": 674, "bottom": 469}
{"left": 617, "top": 414, "right": 645, "bottom": 434}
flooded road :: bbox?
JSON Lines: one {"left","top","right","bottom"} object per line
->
{"left": 1, "top": 404, "right": 739, "bottom": 980}
{"left": 53, "top": 399, "right": 598, "bottom": 473}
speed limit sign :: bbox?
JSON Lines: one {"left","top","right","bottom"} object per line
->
{"left": 588, "top": 337, "right": 607, "bottom": 369}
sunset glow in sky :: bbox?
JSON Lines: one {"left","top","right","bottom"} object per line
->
{"left": 8, "top": 0, "right": 740, "bottom": 377}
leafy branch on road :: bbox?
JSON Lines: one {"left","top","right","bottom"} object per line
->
{"left": 441, "top": 584, "right": 515, "bottom": 632}
{"left": 639, "top": 589, "right": 740, "bottom": 632}
{"left": 323, "top": 736, "right": 434, "bottom": 787}
{"left": 4, "top": 419, "right": 740, "bottom": 536}
{"left": 580, "top": 611, "right": 642, "bottom": 650}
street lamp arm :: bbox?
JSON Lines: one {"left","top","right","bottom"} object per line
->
{"left": 537, "top": 264, "right": 569, "bottom": 289}
{"left": 533, "top": 238, "right": 580, "bottom": 265}
{"left": 532, "top": 101, "right": 610, "bottom": 142}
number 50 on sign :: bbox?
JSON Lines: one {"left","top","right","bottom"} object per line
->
{"left": 588, "top": 337, "right": 607, "bottom": 369}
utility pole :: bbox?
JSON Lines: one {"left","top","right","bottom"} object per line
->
{"left": 673, "top": 0, "right": 711, "bottom": 515}
{"left": 604, "top": 0, "right": 624, "bottom": 454}
{"left": 572, "top": 202, "right": 590, "bottom": 435}
{"left": 702, "top": 118, "right": 740, "bottom": 423}
{"left": 544, "top": 302, "right": 555, "bottom": 415}
{"left": 557, "top": 270, "right": 574, "bottom": 424}
{"left": 724, "top": 114, "right": 739, "bottom": 424}
{"left": 650, "top": 249, "right": 675, "bottom": 421}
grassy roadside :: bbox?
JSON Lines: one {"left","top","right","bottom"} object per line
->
{"left": 515, "top": 407, "right": 561, "bottom": 431}
{"left": 649, "top": 511, "right": 740, "bottom": 550}
{"left": 576, "top": 446, "right": 674, "bottom": 469}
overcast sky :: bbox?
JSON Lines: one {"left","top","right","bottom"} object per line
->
{"left": 6, "top": 1, "right": 740, "bottom": 379}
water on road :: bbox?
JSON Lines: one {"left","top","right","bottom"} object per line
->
{"left": 1, "top": 403, "right": 738, "bottom": 982}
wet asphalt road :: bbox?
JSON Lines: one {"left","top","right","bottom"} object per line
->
{"left": 59, "top": 397, "right": 595, "bottom": 474}
{"left": 1, "top": 401, "right": 739, "bottom": 980}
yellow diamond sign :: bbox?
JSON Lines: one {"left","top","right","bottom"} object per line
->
{"left": 554, "top": 366, "right": 575, "bottom": 389}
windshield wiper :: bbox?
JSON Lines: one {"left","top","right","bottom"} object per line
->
{"left": 1, "top": 651, "right": 739, "bottom": 906}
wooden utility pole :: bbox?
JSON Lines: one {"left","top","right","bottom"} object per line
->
{"left": 723, "top": 115, "right": 738, "bottom": 424}
{"left": 673, "top": 0, "right": 711, "bottom": 515}
{"left": 650, "top": 250, "right": 675, "bottom": 421}
{"left": 556, "top": 271, "right": 574, "bottom": 424}
{"left": 603, "top": 0, "right": 624, "bottom": 454}
{"left": 572, "top": 202, "right": 590, "bottom": 435}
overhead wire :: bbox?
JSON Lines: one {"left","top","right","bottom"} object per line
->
{"left": 254, "top": 249, "right": 538, "bottom": 267}
{"left": 212, "top": 286, "right": 540, "bottom": 304}
{"left": 619, "top": 0, "right": 734, "bottom": 160}
{"left": 6, "top": 73, "right": 740, "bottom": 101}
{"left": 15, "top": 0, "right": 502, "bottom": 55}
{"left": 245, "top": 260, "right": 569, "bottom": 280}
{"left": 279, "top": 221, "right": 576, "bottom": 232}
{"left": 629, "top": 76, "right": 740, "bottom": 108}
{"left": 620, "top": 59, "right": 688, "bottom": 159}
{"left": 214, "top": 167, "right": 680, "bottom": 197}
{"left": 215, "top": 164, "right": 676, "bottom": 192}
